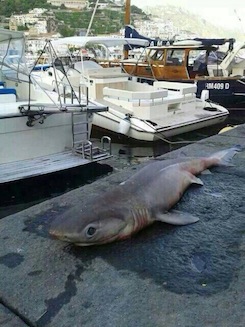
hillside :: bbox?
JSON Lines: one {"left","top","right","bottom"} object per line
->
{"left": 0, "top": 0, "right": 50, "bottom": 16}
{"left": 144, "top": 5, "right": 244, "bottom": 40}
{"left": 0, "top": 1, "right": 242, "bottom": 40}
{"left": 0, "top": 0, "right": 148, "bottom": 36}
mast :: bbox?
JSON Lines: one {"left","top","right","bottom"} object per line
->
{"left": 125, "top": 0, "right": 131, "bottom": 26}
{"left": 124, "top": 0, "right": 131, "bottom": 59}
{"left": 86, "top": 0, "right": 100, "bottom": 36}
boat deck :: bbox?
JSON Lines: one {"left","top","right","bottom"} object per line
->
{"left": 0, "top": 151, "right": 94, "bottom": 184}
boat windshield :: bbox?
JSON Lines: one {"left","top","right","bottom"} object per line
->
{"left": 166, "top": 49, "right": 185, "bottom": 66}
{"left": 0, "top": 29, "right": 29, "bottom": 80}
{"left": 149, "top": 49, "right": 164, "bottom": 61}
{"left": 234, "top": 48, "right": 245, "bottom": 64}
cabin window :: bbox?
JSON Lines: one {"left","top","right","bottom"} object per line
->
{"left": 234, "top": 48, "right": 245, "bottom": 65}
{"left": 150, "top": 50, "right": 164, "bottom": 61}
{"left": 212, "top": 69, "right": 223, "bottom": 77}
{"left": 188, "top": 50, "right": 203, "bottom": 67}
{"left": 190, "top": 50, "right": 208, "bottom": 75}
{"left": 166, "top": 50, "right": 185, "bottom": 66}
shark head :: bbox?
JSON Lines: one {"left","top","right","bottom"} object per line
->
{"left": 49, "top": 205, "right": 129, "bottom": 246}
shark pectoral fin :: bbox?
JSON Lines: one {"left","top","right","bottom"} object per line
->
{"left": 155, "top": 209, "right": 200, "bottom": 226}
{"left": 190, "top": 175, "right": 203, "bottom": 186}
{"left": 200, "top": 169, "right": 212, "bottom": 175}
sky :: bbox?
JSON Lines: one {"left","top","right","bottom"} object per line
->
{"left": 131, "top": 0, "right": 245, "bottom": 31}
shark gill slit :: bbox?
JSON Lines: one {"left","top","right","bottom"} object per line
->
{"left": 132, "top": 208, "right": 151, "bottom": 233}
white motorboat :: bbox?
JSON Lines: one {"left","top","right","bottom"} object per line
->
{"left": 0, "top": 29, "right": 111, "bottom": 184}
{"left": 33, "top": 36, "right": 229, "bottom": 143}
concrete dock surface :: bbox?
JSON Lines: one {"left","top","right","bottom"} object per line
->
{"left": 0, "top": 125, "right": 245, "bottom": 327}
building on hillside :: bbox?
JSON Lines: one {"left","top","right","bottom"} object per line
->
{"left": 100, "top": 2, "right": 122, "bottom": 10}
{"left": 133, "top": 18, "right": 199, "bottom": 41}
{"left": 47, "top": 0, "right": 87, "bottom": 9}
{"left": 9, "top": 14, "right": 39, "bottom": 30}
{"left": 26, "top": 38, "right": 47, "bottom": 55}
{"left": 29, "top": 8, "right": 47, "bottom": 15}
{"left": 114, "top": 0, "right": 124, "bottom": 5}
{"left": 28, "top": 20, "right": 48, "bottom": 36}
{"left": 25, "top": 34, "right": 61, "bottom": 60}
{"left": 9, "top": 8, "right": 57, "bottom": 36}
{"left": 9, "top": 8, "right": 49, "bottom": 31}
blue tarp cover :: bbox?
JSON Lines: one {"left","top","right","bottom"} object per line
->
{"left": 0, "top": 88, "right": 16, "bottom": 95}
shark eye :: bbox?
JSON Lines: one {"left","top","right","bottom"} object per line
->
{"left": 86, "top": 226, "right": 96, "bottom": 237}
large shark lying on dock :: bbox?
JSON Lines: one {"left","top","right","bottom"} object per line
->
{"left": 49, "top": 145, "right": 241, "bottom": 246}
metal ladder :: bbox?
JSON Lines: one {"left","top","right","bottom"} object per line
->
{"left": 71, "top": 112, "right": 112, "bottom": 161}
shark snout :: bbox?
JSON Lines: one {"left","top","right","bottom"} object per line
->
{"left": 49, "top": 218, "right": 80, "bottom": 243}
{"left": 49, "top": 228, "right": 62, "bottom": 239}
{"left": 49, "top": 227, "right": 68, "bottom": 241}
{"left": 49, "top": 228, "right": 81, "bottom": 243}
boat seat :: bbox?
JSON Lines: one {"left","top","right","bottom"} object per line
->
{"left": 154, "top": 81, "right": 197, "bottom": 95}
{"left": 0, "top": 88, "right": 16, "bottom": 95}
{"left": 103, "top": 86, "right": 168, "bottom": 101}
{"left": 0, "top": 87, "right": 16, "bottom": 103}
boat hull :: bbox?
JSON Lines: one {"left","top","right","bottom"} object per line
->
{"left": 92, "top": 110, "right": 228, "bottom": 142}
{"left": 196, "top": 78, "right": 245, "bottom": 110}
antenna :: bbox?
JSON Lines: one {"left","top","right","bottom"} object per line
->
{"left": 234, "top": 9, "right": 245, "bottom": 33}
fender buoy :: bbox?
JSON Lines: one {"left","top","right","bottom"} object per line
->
{"left": 118, "top": 115, "right": 131, "bottom": 135}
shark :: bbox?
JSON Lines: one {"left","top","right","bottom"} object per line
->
{"left": 49, "top": 145, "right": 241, "bottom": 246}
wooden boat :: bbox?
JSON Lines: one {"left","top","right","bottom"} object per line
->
{"left": 0, "top": 28, "right": 111, "bottom": 185}
{"left": 122, "top": 25, "right": 245, "bottom": 111}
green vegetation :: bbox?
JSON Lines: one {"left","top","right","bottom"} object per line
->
{"left": 17, "top": 25, "right": 29, "bottom": 31}
{"left": 0, "top": 0, "right": 52, "bottom": 16}
{"left": 54, "top": 4, "right": 149, "bottom": 36}
{"left": 55, "top": 9, "right": 125, "bottom": 36}
{"left": 54, "top": 2, "right": 149, "bottom": 36}
{"left": 0, "top": 0, "right": 149, "bottom": 36}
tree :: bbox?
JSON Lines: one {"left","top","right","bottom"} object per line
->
{"left": 58, "top": 25, "right": 75, "bottom": 37}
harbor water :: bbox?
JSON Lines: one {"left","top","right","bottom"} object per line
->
{"left": 1, "top": 111, "right": 245, "bottom": 219}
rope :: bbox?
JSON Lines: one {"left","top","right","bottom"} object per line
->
{"left": 94, "top": 108, "right": 198, "bottom": 145}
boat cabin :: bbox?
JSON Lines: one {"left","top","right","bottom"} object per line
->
{"left": 121, "top": 41, "right": 221, "bottom": 81}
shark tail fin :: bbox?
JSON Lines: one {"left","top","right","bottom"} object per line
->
{"left": 210, "top": 145, "right": 242, "bottom": 166}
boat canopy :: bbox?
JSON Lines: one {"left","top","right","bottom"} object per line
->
{"left": 52, "top": 36, "right": 149, "bottom": 49}
{"left": 194, "top": 38, "right": 235, "bottom": 50}
{"left": 0, "top": 28, "right": 24, "bottom": 43}
{"left": 193, "top": 50, "right": 227, "bottom": 71}
{"left": 124, "top": 25, "right": 160, "bottom": 47}
{"left": 124, "top": 25, "right": 236, "bottom": 50}
{"left": 0, "top": 28, "right": 29, "bottom": 79}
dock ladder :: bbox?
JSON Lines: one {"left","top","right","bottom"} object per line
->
{"left": 71, "top": 112, "right": 112, "bottom": 161}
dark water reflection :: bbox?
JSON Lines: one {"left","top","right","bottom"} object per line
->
{"left": 0, "top": 163, "right": 113, "bottom": 219}
{"left": 1, "top": 111, "right": 244, "bottom": 219}
{"left": 95, "top": 110, "right": 245, "bottom": 160}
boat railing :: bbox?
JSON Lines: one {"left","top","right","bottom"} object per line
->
{"left": 207, "top": 65, "right": 227, "bottom": 77}
{"left": 18, "top": 103, "right": 108, "bottom": 115}
{"left": 103, "top": 86, "right": 168, "bottom": 106}
{"left": 153, "top": 81, "right": 197, "bottom": 96}
{"left": 83, "top": 67, "right": 129, "bottom": 79}
{"left": 72, "top": 138, "right": 112, "bottom": 161}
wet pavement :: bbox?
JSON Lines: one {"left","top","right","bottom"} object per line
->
{"left": 0, "top": 126, "right": 245, "bottom": 327}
